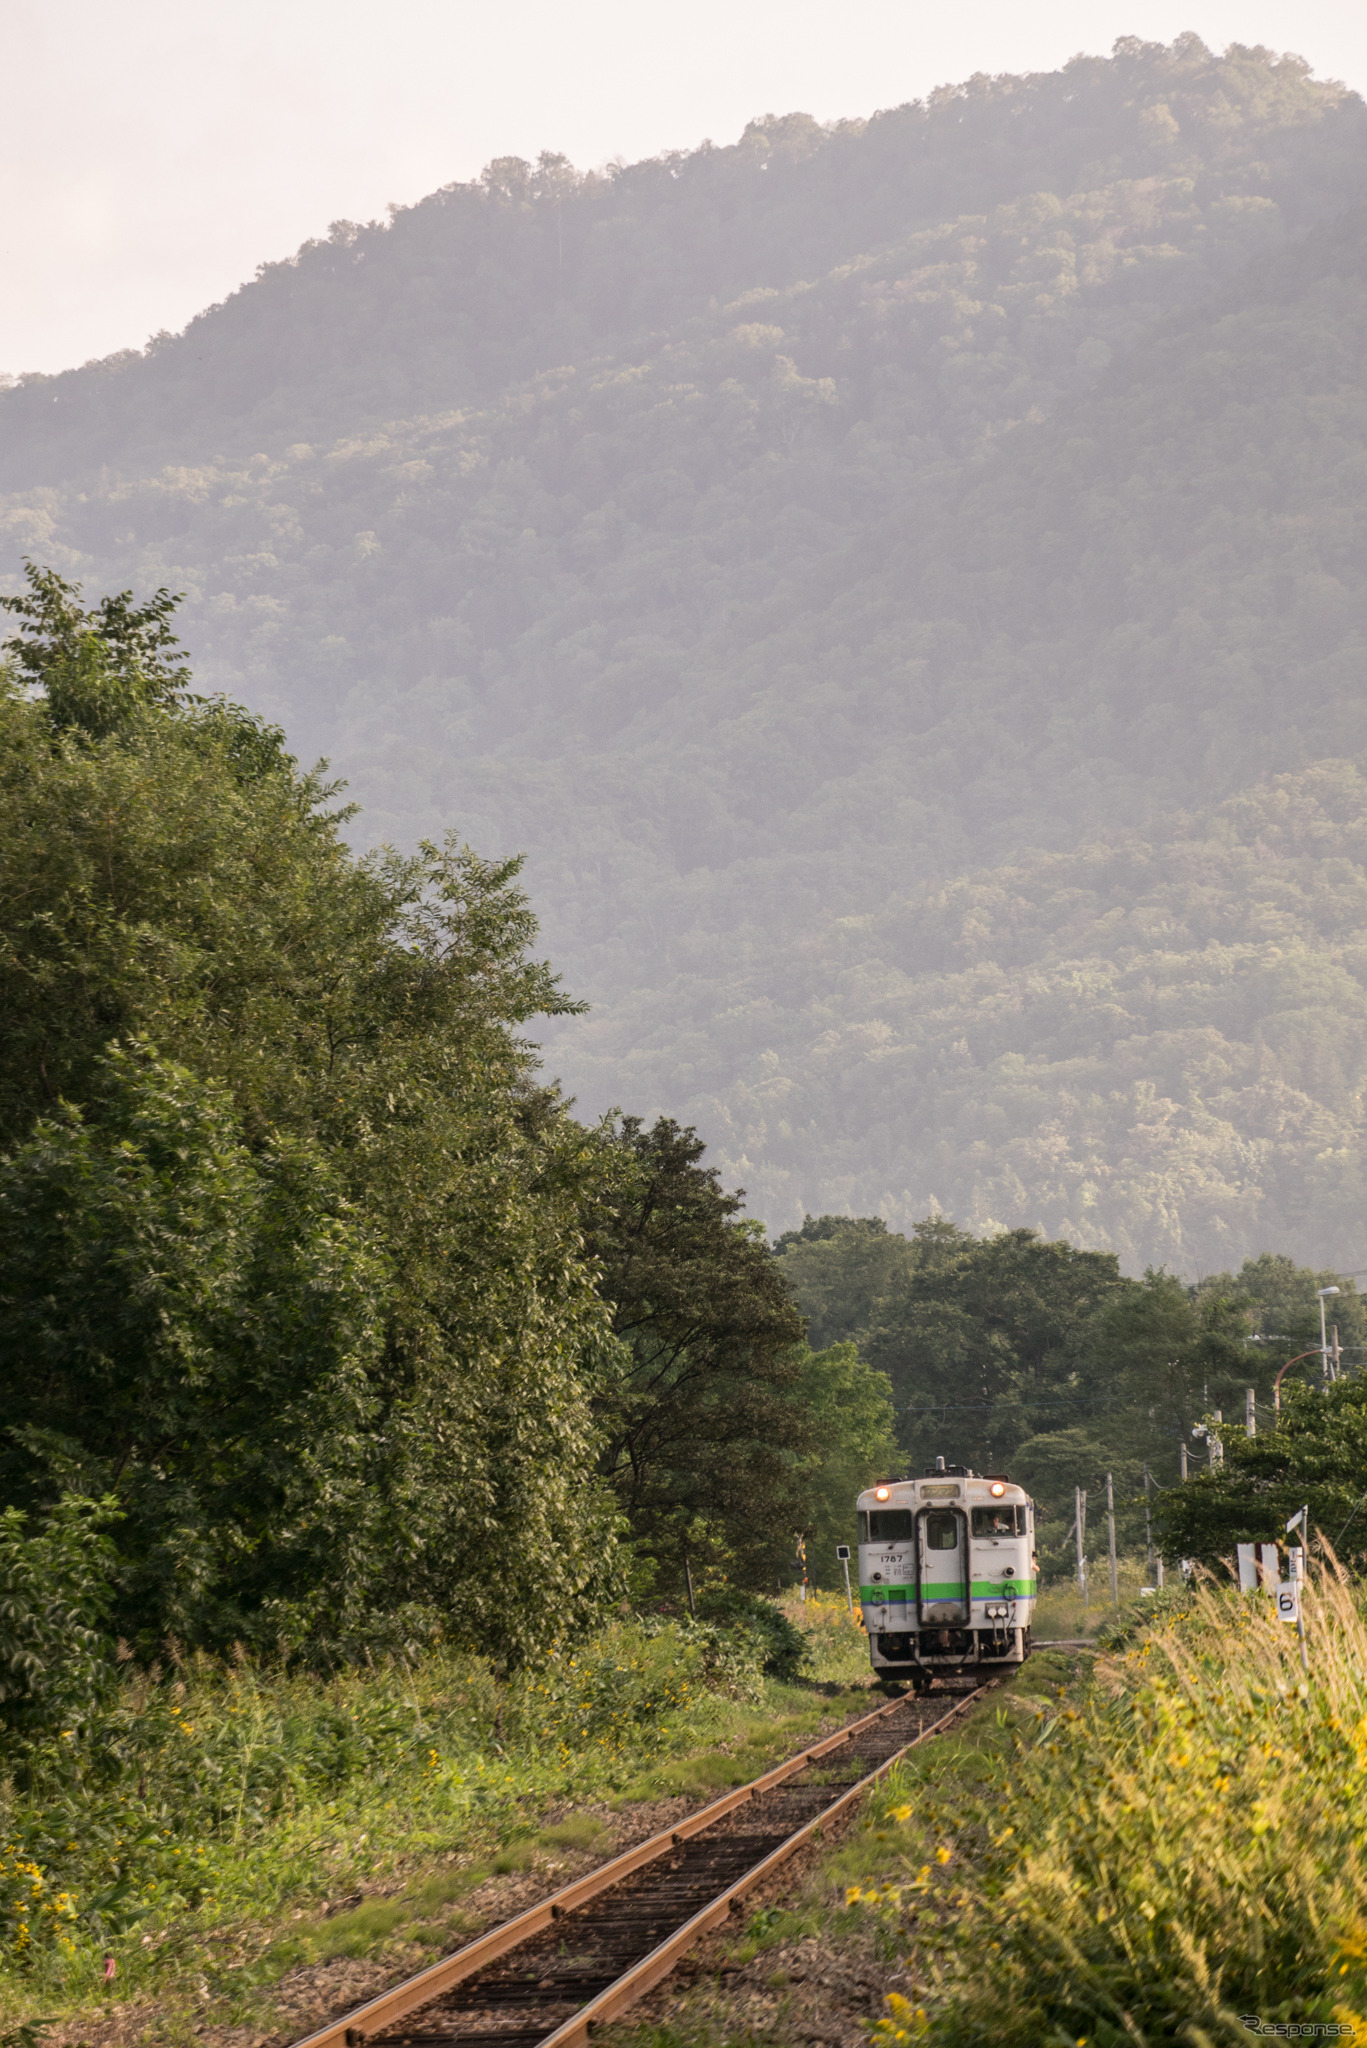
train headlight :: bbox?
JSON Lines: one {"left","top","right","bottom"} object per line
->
{"left": 874, "top": 1486, "right": 890, "bottom": 1501}
{"left": 990, "top": 1481, "right": 1006, "bottom": 1497}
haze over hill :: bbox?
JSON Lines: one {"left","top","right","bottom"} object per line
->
{"left": 4, "top": 34, "right": 1367, "bottom": 1272}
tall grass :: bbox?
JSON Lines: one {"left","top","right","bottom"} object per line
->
{"left": 1032, "top": 1552, "right": 1158, "bottom": 1642}
{"left": 776, "top": 1589, "right": 870, "bottom": 1685}
{"left": 867, "top": 1558, "right": 1367, "bottom": 2045}
{"left": 0, "top": 1620, "right": 743, "bottom": 2011}
{"left": 0, "top": 1598, "right": 876, "bottom": 2031}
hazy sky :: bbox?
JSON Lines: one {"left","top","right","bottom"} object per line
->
{"left": 5, "top": 0, "right": 1365, "bottom": 376}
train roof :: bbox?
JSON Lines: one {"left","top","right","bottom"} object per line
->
{"left": 857, "top": 1474, "right": 1029, "bottom": 1506}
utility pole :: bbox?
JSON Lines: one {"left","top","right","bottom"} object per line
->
{"left": 1180, "top": 1438, "right": 1188, "bottom": 1481}
{"left": 1143, "top": 1464, "right": 1159, "bottom": 1587}
{"left": 1246, "top": 1386, "right": 1256, "bottom": 1437}
{"left": 1318, "top": 1287, "right": 1341, "bottom": 1385}
{"left": 1106, "top": 1472, "right": 1118, "bottom": 1605}
{"left": 1075, "top": 1485, "right": 1088, "bottom": 1617}
{"left": 1210, "top": 1410, "right": 1223, "bottom": 1467}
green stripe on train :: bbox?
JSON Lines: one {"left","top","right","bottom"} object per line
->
{"left": 860, "top": 1580, "right": 1038, "bottom": 1602}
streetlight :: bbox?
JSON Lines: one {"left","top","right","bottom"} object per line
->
{"left": 1274, "top": 1352, "right": 1321, "bottom": 1414}
{"left": 1318, "top": 1287, "right": 1341, "bottom": 1384}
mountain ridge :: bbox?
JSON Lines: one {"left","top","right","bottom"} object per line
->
{"left": 2, "top": 35, "right": 1360, "bottom": 482}
{"left": 4, "top": 36, "right": 1366, "bottom": 1272}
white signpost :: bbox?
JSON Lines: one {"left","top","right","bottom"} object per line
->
{"left": 1237, "top": 1523, "right": 1308, "bottom": 1663}
{"left": 1285, "top": 1509, "right": 1309, "bottom": 1669}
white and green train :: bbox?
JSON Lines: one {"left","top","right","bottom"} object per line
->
{"left": 855, "top": 1460, "right": 1037, "bottom": 1687}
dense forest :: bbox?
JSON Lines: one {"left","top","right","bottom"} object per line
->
{"left": 774, "top": 1210, "right": 1367, "bottom": 1572}
{"left": 0, "top": 572, "right": 894, "bottom": 1659}
{"left": 4, "top": 36, "right": 1367, "bottom": 1268}
{"left": 596, "top": 762, "right": 1367, "bottom": 1273}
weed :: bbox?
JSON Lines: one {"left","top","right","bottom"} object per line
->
{"left": 776, "top": 1590, "right": 870, "bottom": 1686}
{"left": 0, "top": 1615, "right": 879, "bottom": 2037}
{"left": 865, "top": 1560, "right": 1367, "bottom": 2040}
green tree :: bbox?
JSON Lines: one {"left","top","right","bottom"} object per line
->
{"left": 0, "top": 1046, "right": 391, "bottom": 1654}
{"left": 790, "top": 1341, "right": 898, "bottom": 1585}
{"left": 0, "top": 1495, "right": 121, "bottom": 1741}
{"left": 1193, "top": 1253, "right": 1367, "bottom": 1381}
{"left": 0, "top": 572, "right": 621, "bottom": 1663}
{"left": 586, "top": 1117, "right": 809, "bottom": 1593}
{"left": 1159, "top": 1374, "right": 1367, "bottom": 1569}
{"left": 1, "top": 559, "right": 191, "bottom": 735}
{"left": 862, "top": 1223, "right": 1129, "bottom": 1478}
{"left": 772, "top": 1217, "right": 912, "bottom": 1348}
{"left": 1080, "top": 1270, "right": 1261, "bottom": 1480}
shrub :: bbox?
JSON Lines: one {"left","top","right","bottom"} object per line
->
{"left": 0, "top": 1497, "right": 119, "bottom": 1745}
{"left": 0, "top": 1618, "right": 730, "bottom": 1974}
{"left": 693, "top": 1588, "right": 811, "bottom": 1683}
{"left": 504, "top": 1622, "right": 709, "bottom": 1752}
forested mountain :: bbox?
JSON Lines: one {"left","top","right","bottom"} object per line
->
{"left": 582, "top": 762, "right": 1367, "bottom": 1273}
{"left": 4, "top": 35, "right": 1366, "bottom": 1271}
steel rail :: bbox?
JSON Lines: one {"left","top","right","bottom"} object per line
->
{"left": 291, "top": 1682, "right": 988, "bottom": 2048}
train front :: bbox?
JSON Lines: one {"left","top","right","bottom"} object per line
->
{"left": 855, "top": 1464, "right": 1036, "bottom": 1684}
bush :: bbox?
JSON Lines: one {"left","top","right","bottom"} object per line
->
{"left": 504, "top": 1622, "right": 709, "bottom": 1752}
{"left": 0, "top": 1496, "right": 119, "bottom": 1745}
{"left": 693, "top": 1588, "right": 811, "bottom": 1683}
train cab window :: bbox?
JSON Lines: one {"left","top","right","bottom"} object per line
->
{"left": 972, "top": 1506, "right": 1025, "bottom": 1537}
{"left": 862, "top": 1509, "right": 913, "bottom": 1542}
{"left": 924, "top": 1511, "right": 959, "bottom": 1550}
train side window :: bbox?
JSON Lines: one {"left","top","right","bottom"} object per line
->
{"left": 972, "top": 1506, "right": 1025, "bottom": 1537}
{"left": 924, "top": 1510, "right": 959, "bottom": 1550}
{"left": 866, "top": 1509, "right": 913, "bottom": 1542}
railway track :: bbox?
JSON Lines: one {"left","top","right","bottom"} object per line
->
{"left": 293, "top": 1682, "right": 988, "bottom": 2048}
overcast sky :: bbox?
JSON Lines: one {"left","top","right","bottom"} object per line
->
{"left": 5, "top": 0, "right": 1365, "bottom": 377}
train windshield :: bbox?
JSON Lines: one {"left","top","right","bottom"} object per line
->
{"left": 859, "top": 1509, "right": 914, "bottom": 1542}
{"left": 971, "top": 1506, "right": 1027, "bottom": 1536}
{"left": 924, "top": 1511, "right": 959, "bottom": 1550}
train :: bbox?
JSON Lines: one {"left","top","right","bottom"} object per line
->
{"left": 855, "top": 1458, "right": 1037, "bottom": 1687}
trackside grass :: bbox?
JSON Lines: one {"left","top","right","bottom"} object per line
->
{"left": 604, "top": 1562, "right": 1367, "bottom": 2048}
{"left": 0, "top": 1606, "right": 875, "bottom": 2042}
{"left": 860, "top": 1559, "right": 1367, "bottom": 2045}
